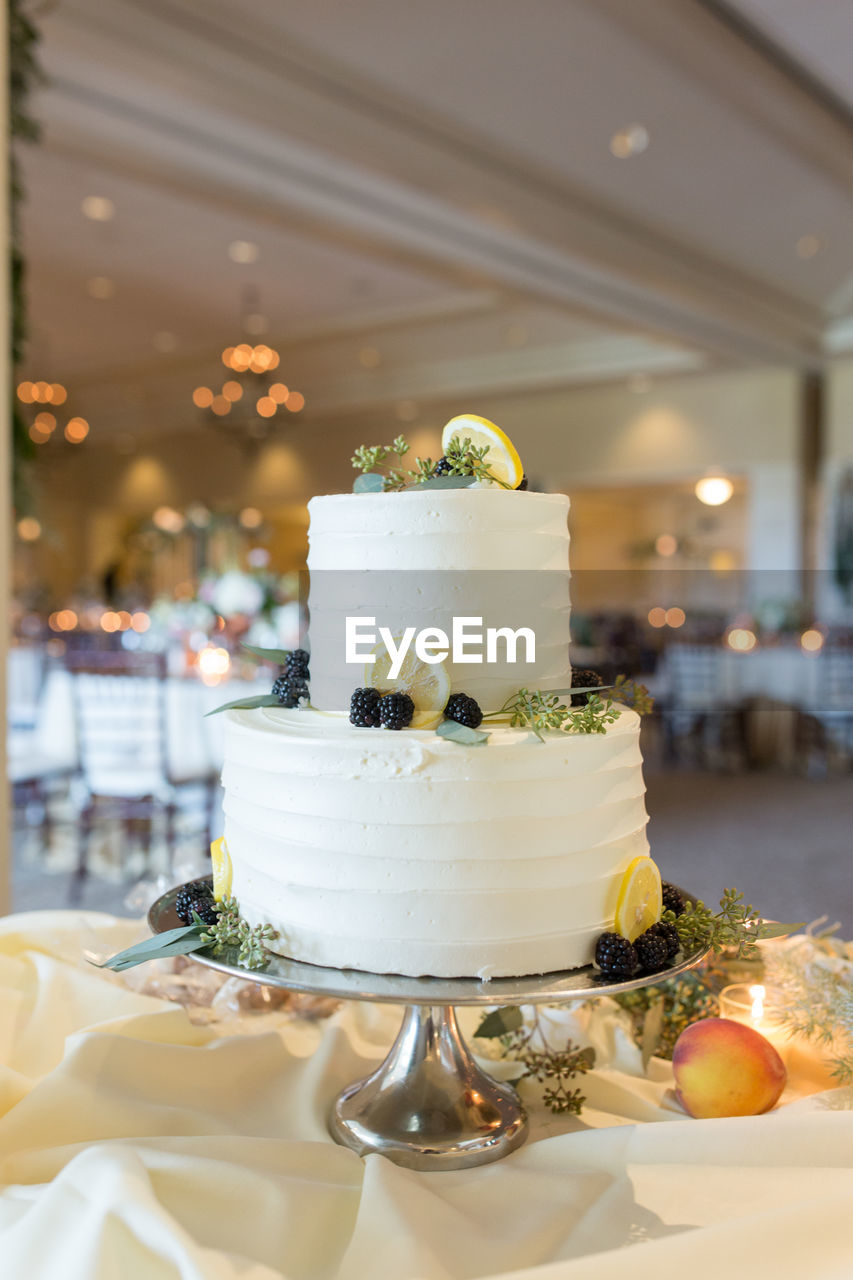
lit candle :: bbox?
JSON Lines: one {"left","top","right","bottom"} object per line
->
{"left": 719, "top": 983, "right": 834, "bottom": 1086}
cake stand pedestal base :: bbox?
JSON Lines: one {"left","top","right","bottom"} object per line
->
{"left": 148, "top": 879, "right": 708, "bottom": 1173}
{"left": 329, "top": 1004, "right": 527, "bottom": 1170}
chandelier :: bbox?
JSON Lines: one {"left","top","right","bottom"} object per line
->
{"left": 16, "top": 380, "right": 90, "bottom": 445}
{"left": 192, "top": 343, "right": 306, "bottom": 441}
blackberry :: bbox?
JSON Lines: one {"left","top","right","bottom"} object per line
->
{"left": 444, "top": 693, "right": 483, "bottom": 729}
{"left": 517, "top": 475, "right": 529, "bottom": 490}
{"left": 434, "top": 456, "right": 452, "bottom": 475}
{"left": 285, "top": 648, "right": 310, "bottom": 678}
{"left": 661, "top": 882, "right": 686, "bottom": 917}
{"left": 350, "top": 687, "right": 381, "bottom": 728}
{"left": 650, "top": 920, "right": 680, "bottom": 960}
{"left": 571, "top": 668, "right": 603, "bottom": 706}
{"left": 635, "top": 929, "right": 669, "bottom": 973}
{"left": 378, "top": 691, "right": 415, "bottom": 730}
{"left": 273, "top": 675, "right": 309, "bottom": 708}
{"left": 594, "top": 931, "right": 638, "bottom": 978}
{"left": 175, "top": 884, "right": 213, "bottom": 925}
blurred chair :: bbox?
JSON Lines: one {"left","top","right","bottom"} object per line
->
{"left": 796, "top": 641, "right": 853, "bottom": 773}
{"left": 65, "top": 651, "right": 215, "bottom": 893}
{"left": 7, "top": 645, "right": 46, "bottom": 730}
{"left": 660, "top": 643, "right": 744, "bottom": 768}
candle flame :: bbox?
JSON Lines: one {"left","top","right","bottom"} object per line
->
{"left": 749, "top": 984, "right": 765, "bottom": 1023}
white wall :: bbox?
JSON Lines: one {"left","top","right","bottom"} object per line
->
{"left": 471, "top": 367, "right": 802, "bottom": 573}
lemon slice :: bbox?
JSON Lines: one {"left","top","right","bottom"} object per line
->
{"left": 210, "top": 836, "right": 233, "bottom": 902}
{"left": 363, "top": 641, "right": 451, "bottom": 730}
{"left": 614, "top": 855, "right": 663, "bottom": 942}
{"left": 441, "top": 414, "right": 523, "bottom": 489}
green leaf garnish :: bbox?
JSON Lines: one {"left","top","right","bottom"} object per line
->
{"left": 205, "top": 694, "right": 281, "bottom": 717}
{"left": 664, "top": 888, "right": 803, "bottom": 960}
{"left": 474, "top": 1005, "right": 524, "bottom": 1038}
{"left": 409, "top": 475, "right": 479, "bottom": 490}
{"left": 353, "top": 472, "right": 385, "bottom": 493}
{"left": 89, "top": 924, "right": 206, "bottom": 971}
{"left": 241, "top": 643, "right": 293, "bottom": 664}
{"left": 436, "top": 719, "right": 490, "bottom": 745}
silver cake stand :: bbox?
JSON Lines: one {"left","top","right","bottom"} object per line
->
{"left": 149, "top": 879, "right": 707, "bottom": 1172}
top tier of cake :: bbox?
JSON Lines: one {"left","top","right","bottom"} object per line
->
{"left": 306, "top": 488, "right": 572, "bottom": 713}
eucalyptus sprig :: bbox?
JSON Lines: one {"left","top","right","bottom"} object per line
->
{"left": 663, "top": 888, "right": 801, "bottom": 960}
{"left": 475, "top": 1005, "right": 595, "bottom": 1116}
{"left": 351, "top": 433, "right": 511, "bottom": 491}
{"left": 610, "top": 675, "right": 655, "bottom": 717}
{"left": 91, "top": 895, "right": 280, "bottom": 974}
{"left": 484, "top": 688, "right": 620, "bottom": 742}
{"left": 198, "top": 896, "right": 280, "bottom": 970}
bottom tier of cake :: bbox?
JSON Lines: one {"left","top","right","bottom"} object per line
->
{"left": 221, "top": 704, "right": 650, "bottom": 979}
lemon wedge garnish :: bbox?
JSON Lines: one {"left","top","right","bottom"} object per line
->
{"left": 363, "top": 641, "right": 451, "bottom": 730}
{"left": 441, "top": 414, "right": 524, "bottom": 489}
{"left": 210, "top": 837, "right": 233, "bottom": 902}
{"left": 614, "top": 855, "right": 663, "bottom": 942}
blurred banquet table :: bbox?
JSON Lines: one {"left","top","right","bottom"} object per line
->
{"left": 6, "top": 667, "right": 269, "bottom": 783}
{"left": 0, "top": 910, "right": 851, "bottom": 1280}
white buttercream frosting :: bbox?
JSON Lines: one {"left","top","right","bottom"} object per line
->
{"left": 306, "top": 489, "right": 572, "bottom": 713}
{"left": 223, "top": 704, "right": 649, "bottom": 978}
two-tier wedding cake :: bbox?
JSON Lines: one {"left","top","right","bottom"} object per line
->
{"left": 217, "top": 417, "right": 654, "bottom": 979}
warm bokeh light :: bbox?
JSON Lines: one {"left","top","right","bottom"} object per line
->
{"left": 727, "top": 627, "right": 757, "bottom": 653}
{"left": 256, "top": 396, "right": 276, "bottom": 417}
{"left": 17, "top": 517, "right": 41, "bottom": 541}
{"left": 17, "top": 381, "right": 34, "bottom": 403}
{"left": 131, "top": 611, "right": 151, "bottom": 633}
{"left": 358, "top": 347, "right": 380, "bottom": 368}
{"left": 222, "top": 380, "right": 243, "bottom": 401}
{"left": 648, "top": 607, "right": 667, "bottom": 628}
{"left": 35, "top": 412, "right": 56, "bottom": 431}
{"left": 152, "top": 506, "right": 185, "bottom": 533}
{"left": 710, "top": 549, "right": 737, "bottom": 573}
{"left": 610, "top": 123, "right": 650, "bottom": 158}
{"left": 665, "top": 607, "right": 686, "bottom": 628}
{"left": 286, "top": 391, "right": 305, "bottom": 412}
{"left": 116, "top": 611, "right": 133, "bottom": 630}
{"left": 267, "top": 350, "right": 280, "bottom": 370}
{"left": 222, "top": 347, "right": 235, "bottom": 367}
{"left": 192, "top": 386, "right": 214, "bottom": 408}
{"left": 210, "top": 395, "right": 231, "bottom": 416}
{"left": 87, "top": 276, "right": 116, "bottom": 300}
{"left": 198, "top": 645, "right": 232, "bottom": 684}
{"left": 50, "top": 384, "right": 67, "bottom": 404}
{"left": 34, "top": 381, "right": 51, "bottom": 402}
{"left": 65, "top": 417, "right": 90, "bottom": 443}
{"left": 56, "top": 609, "right": 78, "bottom": 631}
{"left": 239, "top": 506, "right": 263, "bottom": 529}
{"left": 227, "top": 240, "right": 258, "bottom": 264}
{"left": 29, "top": 424, "right": 50, "bottom": 444}
{"left": 800, "top": 629, "right": 824, "bottom": 653}
{"left": 695, "top": 475, "right": 734, "bottom": 506}
{"left": 656, "top": 534, "right": 677, "bottom": 557}
{"left": 82, "top": 195, "right": 115, "bottom": 221}
{"left": 269, "top": 382, "right": 289, "bottom": 404}
{"left": 100, "top": 611, "right": 121, "bottom": 633}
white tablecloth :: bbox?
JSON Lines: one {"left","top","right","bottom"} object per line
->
{"left": 7, "top": 670, "right": 268, "bottom": 784}
{"left": 0, "top": 910, "right": 851, "bottom": 1280}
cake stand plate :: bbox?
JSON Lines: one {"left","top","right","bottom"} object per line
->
{"left": 149, "top": 879, "right": 708, "bottom": 1171}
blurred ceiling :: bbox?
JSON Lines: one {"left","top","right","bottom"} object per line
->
{"left": 18, "top": 0, "right": 853, "bottom": 439}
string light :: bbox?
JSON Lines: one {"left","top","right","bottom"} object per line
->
{"left": 197, "top": 344, "right": 304, "bottom": 432}
{"left": 648, "top": 607, "right": 667, "bottom": 628}
{"left": 65, "top": 418, "right": 90, "bottom": 443}
{"left": 800, "top": 629, "right": 824, "bottom": 652}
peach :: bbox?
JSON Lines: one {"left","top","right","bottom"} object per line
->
{"left": 672, "top": 1017, "right": 786, "bottom": 1118}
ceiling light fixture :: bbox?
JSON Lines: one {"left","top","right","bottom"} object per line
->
{"left": 695, "top": 474, "right": 734, "bottom": 506}
{"left": 609, "top": 124, "right": 650, "bottom": 158}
